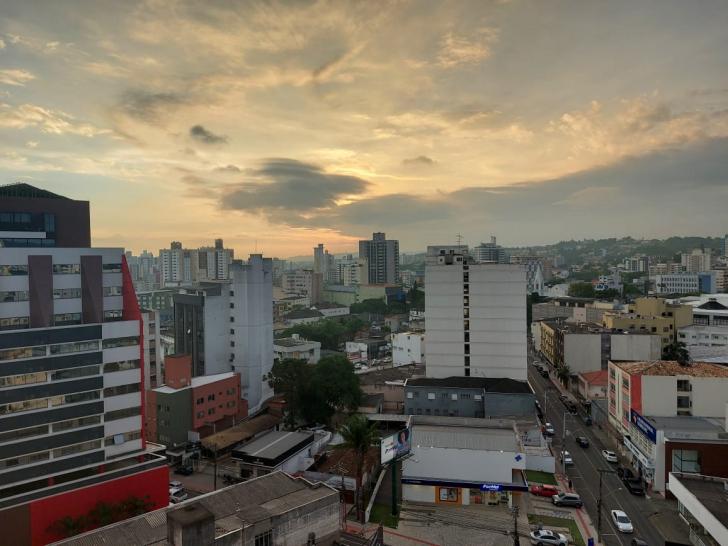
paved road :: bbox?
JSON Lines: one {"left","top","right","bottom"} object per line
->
{"left": 527, "top": 352, "right": 665, "bottom": 546}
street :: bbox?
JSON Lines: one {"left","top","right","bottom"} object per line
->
{"left": 527, "top": 350, "right": 672, "bottom": 546}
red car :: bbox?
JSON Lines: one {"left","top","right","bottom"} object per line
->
{"left": 530, "top": 485, "right": 559, "bottom": 497}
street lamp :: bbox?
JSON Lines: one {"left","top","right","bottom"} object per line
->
{"left": 597, "top": 469, "right": 617, "bottom": 543}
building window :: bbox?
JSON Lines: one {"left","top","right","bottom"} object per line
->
{"left": 609, "top": 368, "right": 615, "bottom": 379}
{"left": 105, "top": 406, "right": 141, "bottom": 421}
{"left": 230, "top": 303, "right": 234, "bottom": 309}
{"left": 0, "top": 398, "right": 49, "bottom": 414}
{"left": 102, "top": 263, "right": 122, "bottom": 273}
{"left": 451, "top": 394, "right": 457, "bottom": 401}
{"left": 474, "top": 394, "right": 482, "bottom": 401}
{"left": 103, "top": 286, "right": 123, "bottom": 296}
{"left": 158, "top": 434, "right": 171, "bottom": 443}
{"left": 208, "top": 408, "right": 215, "bottom": 415}
{"left": 427, "top": 393, "right": 435, "bottom": 400}
{"left": 104, "top": 430, "right": 141, "bottom": 446}
{"left": 196, "top": 397, "right": 204, "bottom": 405}
{"left": 0, "top": 451, "right": 50, "bottom": 470}
{"left": 44, "top": 213, "right": 55, "bottom": 232}
{"left": 0, "top": 290, "right": 29, "bottom": 302}
{"left": 227, "top": 388, "right": 235, "bottom": 395}
{"left": 197, "top": 411, "right": 204, "bottom": 418}
{"left": 230, "top": 329, "right": 235, "bottom": 335}
{"left": 414, "top": 391, "right": 419, "bottom": 398}
{"left": 460, "top": 393, "right": 471, "bottom": 399}
{"left": 227, "top": 401, "right": 235, "bottom": 408}
{"left": 208, "top": 394, "right": 215, "bottom": 402}
{"left": 425, "top": 408, "right": 431, "bottom": 415}
{"left": 53, "top": 264, "right": 80, "bottom": 275}
{"left": 0, "top": 265, "right": 28, "bottom": 276}
{"left": 103, "top": 336, "right": 139, "bottom": 349}
{"left": 51, "top": 365, "right": 99, "bottom": 381}
{"left": 159, "top": 419, "right": 170, "bottom": 427}
{"left": 104, "top": 383, "right": 140, "bottom": 397}
{"left": 53, "top": 440, "right": 102, "bottom": 458}
{"left": 416, "top": 408, "right": 422, "bottom": 415}
{"left": 452, "top": 410, "right": 459, "bottom": 416}
{"left": 53, "top": 288, "right": 82, "bottom": 299}
{"left": 230, "top": 341, "right": 235, "bottom": 347}
{"left": 434, "top": 409, "right": 440, "bottom": 415}
{"left": 103, "top": 359, "right": 141, "bottom": 373}
{"left": 104, "top": 310, "right": 124, "bottom": 322}
{"left": 0, "top": 424, "right": 49, "bottom": 443}
{"left": 672, "top": 450, "right": 700, "bottom": 474}
{"left": 441, "top": 393, "right": 448, "bottom": 398}
{"left": 254, "top": 530, "right": 272, "bottom": 546}
{"left": 622, "top": 379, "right": 629, "bottom": 390}
{"left": 610, "top": 383, "right": 616, "bottom": 393}
{"left": 54, "top": 313, "right": 82, "bottom": 326}
{"left": 463, "top": 320, "right": 469, "bottom": 331}
{"left": 52, "top": 391, "right": 101, "bottom": 406}
{"left": 406, "top": 392, "right": 413, "bottom": 399}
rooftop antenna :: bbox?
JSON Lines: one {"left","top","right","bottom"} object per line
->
{"left": 456, "top": 234, "right": 463, "bottom": 246}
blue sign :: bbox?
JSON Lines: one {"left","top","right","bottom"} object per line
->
{"left": 630, "top": 409, "right": 657, "bottom": 444}
{"left": 481, "top": 484, "right": 502, "bottom": 492}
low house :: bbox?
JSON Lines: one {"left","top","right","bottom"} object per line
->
{"left": 358, "top": 393, "right": 384, "bottom": 414}
{"left": 274, "top": 334, "right": 321, "bottom": 363}
{"left": 313, "top": 302, "right": 350, "bottom": 317}
{"left": 232, "top": 430, "right": 329, "bottom": 479}
{"left": 285, "top": 309, "right": 325, "bottom": 326}
{"left": 578, "top": 370, "right": 608, "bottom": 400}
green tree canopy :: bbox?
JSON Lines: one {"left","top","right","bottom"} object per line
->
{"left": 350, "top": 298, "right": 387, "bottom": 315}
{"left": 301, "top": 355, "right": 362, "bottom": 424}
{"left": 568, "top": 282, "right": 596, "bottom": 298}
{"left": 662, "top": 341, "right": 691, "bottom": 366}
{"left": 407, "top": 282, "right": 425, "bottom": 309}
{"left": 264, "top": 358, "right": 314, "bottom": 428}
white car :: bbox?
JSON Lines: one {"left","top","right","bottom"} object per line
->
{"left": 602, "top": 450, "right": 618, "bottom": 463}
{"left": 611, "top": 510, "right": 633, "bottom": 533}
{"left": 560, "top": 451, "right": 573, "bottom": 466}
{"left": 544, "top": 423, "right": 555, "bottom": 436}
{"left": 529, "top": 529, "right": 568, "bottom": 545}
{"left": 169, "top": 488, "right": 188, "bottom": 504}
{"left": 532, "top": 361, "right": 541, "bottom": 367}
{"left": 169, "top": 480, "right": 183, "bottom": 491}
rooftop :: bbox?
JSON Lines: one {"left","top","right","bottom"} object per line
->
{"left": 412, "top": 423, "right": 519, "bottom": 452}
{"left": 57, "top": 472, "right": 337, "bottom": 546}
{"left": 153, "top": 372, "right": 237, "bottom": 394}
{"left": 406, "top": 376, "right": 532, "bottom": 394}
{"left": 359, "top": 393, "right": 383, "bottom": 408}
{"left": 274, "top": 337, "right": 320, "bottom": 348}
{"left": 285, "top": 309, "right": 324, "bottom": 319}
{"left": 646, "top": 415, "right": 727, "bottom": 435}
{"left": 670, "top": 473, "right": 728, "bottom": 529}
{"left": 201, "top": 413, "right": 283, "bottom": 451}
{"left": 612, "top": 360, "right": 728, "bottom": 378}
{"left": 235, "top": 430, "right": 314, "bottom": 460}
{"left": 579, "top": 370, "right": 608, "bottom": 385}
{"left": 358, "top": 363, "right": 425, "bottom": 386}
{"left": 0, "top": 182, "right": 70, "bottom": 199}
{"left": 316, "top": 446, "right": 379, "bottom": 478}
{"left": 324, "top": 285, "right": 358, "bottom": 293}
{"left": 314, "top": 302, "right": 347, "bottom": 309}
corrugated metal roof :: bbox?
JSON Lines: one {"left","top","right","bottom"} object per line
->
{"left": 412, "top": 425, "right": 518, "bottom": 452}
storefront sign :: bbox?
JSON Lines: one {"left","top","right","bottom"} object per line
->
{"left": 630, "top": 409, "right": 657, "bottom": 444}
{"left": 480, "top": 484, "right": 502, "bottom": 492}
{"left": 623, "top": 435, "right": 654, "bottom": 468}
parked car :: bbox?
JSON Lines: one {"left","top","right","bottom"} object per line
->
{"left": 602, "top": 450, "right": 618, "bottom": 463}
{"left": 544, "top": 423, "right": 555, "bottom": 436}
{"left": 558, "top": 395, "right": 568, "bottom": 403}
{"left": 560, "top": 451, "right": 574, "bottom": 466}
{"left": 617, "top": 467, "right": 635, "bottom": 481}
{"left": 175, "top": 464, "right": 194, "bottom": 476}
{"left": 530, "top": 484, "right": 559, "bottom": 497}
{"left": 567, "top": 404, "right": 578, "bottom": 415}
{"left": 169, "top": 480, "right": 183, "bottom": 491}
{"left": 552, "top": 493, "right": 583, "bottom": 508}
{"left": 625, "top": 480, "right": 645, "bottom": 496}
{"left": 529, "top": 529, "right": 568, "bottom": 545}
{"left": 540, "top": 369, "right": 549, "bottom": 378}
{"left": 576, "top": 437, "right": 589, "bottom": 447}
{"left": 630, "top": 539, "right": 648, "bottom": 546}
{"left": 533, "top": 361, "right": 541, "bottom": 367}
{"left": 611, "top": 509, "right": 634, "bottom": 533}
{"left": 169, "top": 489, "right": 188, "bottom": 504}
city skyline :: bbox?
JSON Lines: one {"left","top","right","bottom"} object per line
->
{"left": 1, "top": 1, "right": 727, "bottom": 256}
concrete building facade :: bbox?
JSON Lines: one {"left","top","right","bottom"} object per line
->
{"left": 472, "top": 236, "right": 507, "bottom": 264}
{"left": 274, "top": 335, "right": 321, "bottom": 363}
{"left": 681, "top": 248, "right": 712, "bottom": 272}
{"left": 602, "top": 297, "right": 692, "bottom": 348}
{"left": 359, "top": 232, "right": 399, "bottom": 285}
{"left": 281, "top": 269, "right": 323, "bottom": 306}
{"left": 425, "top": 246, "right": 527, "bottom": 381}
{"left": 173, "top": 256, "right": 274, "bottom": 412}
{"left": 159, "top": 240, "right": 234, "bottom": 286}
{"left": 509, "top": 251, "right": 545, "bottom": 296}
{"left": 655, "top": 271, "right": 717, "bottom": 294}
{"left": 392, "top": 332, "right": 425, "bottom": 366}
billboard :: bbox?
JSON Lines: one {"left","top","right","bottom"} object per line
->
{"left": 380, "top": 428, "right": 412, "bottom": 464}
{"left": 630, "top": 409, "right": 657, "bottom": 444}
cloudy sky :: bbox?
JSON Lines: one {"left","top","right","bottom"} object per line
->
{"left": 1, "top": 0, "right": 727, "bottom": 257}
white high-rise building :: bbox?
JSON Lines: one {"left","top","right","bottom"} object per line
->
{"left": 159, "top": 240, "right": 234, "bottom": 286}
{"left": 425, "top": 245, "right": 527, "bottom": 381}
{"left": 173, "top": 255, "right": 274, "bottom": 412}
{"left": 681, "top": 248, "right": 712, "bottom": 273}
{"left": 509, "top": 252, "right": 545, "bottom": 296}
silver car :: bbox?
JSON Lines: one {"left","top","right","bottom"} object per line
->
{"left": 529, "top": 530, "right": 568, "bottom": 545}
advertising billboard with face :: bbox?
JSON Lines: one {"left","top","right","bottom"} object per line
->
{"left": 380, "top": 427, "right": 412, "bottom": 464}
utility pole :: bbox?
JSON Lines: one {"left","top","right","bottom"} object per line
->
{"left": 213, "top": 443, "right": 218, "bottom": 491}
{"left": 597, "top": 468, "right": 616, "bottom": 543}
{"left": 511, "top": 506, "right": 520, "bottom": 545}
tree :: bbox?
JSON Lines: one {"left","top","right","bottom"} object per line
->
{"left": 407, "top": 282, "right": 425, "bottom": 309}
{"left": 336, "top": 414, "right": 380, "bottom": 523}
{"left": 557, "top": 364, "right": 571, "bottom": 388}
{"left": 567, "top": 282, "right": 595, "bottom": 298}
{"left": 623, "top": 283, "right": 643, "bottom": 295}
{"left": 120, "top": 495, "right": 155, "bottom": 518}
{"left": 89, "top": 500, "right": 119, "bottom": 527}
{"left": 527, "top": 292, "right": 548, "bottom": 326}
{"left": 386, "top": 301, "right": 408, "bottom": 315}
{"left": 301, "top": 355, "right": 362, "bottom": 424}
{"left": 264, "top": 358, "right": 314, "bottom": 428}
{"left": 350, "top": 298, "right": 387, "bottom": 315}
{"left": 662, "top": 341, "right": 691, "bottom": 366}
{"left": 47, "top": 515, "right": 87, "bottom": 539}
{"left": 595, "top": 288, "right": 621, "bottom": 299}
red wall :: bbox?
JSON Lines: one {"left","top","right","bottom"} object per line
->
{"left": 30, "top": 465, "right": 168, "bottom": 545}
{"left": 191, "top": 374, "right": 244, "bottom": 430}
{"left": 121, "top": 255, "right": 146, "bottom": 449}
{"left": 663, "top": 441, "right": 728, "bottom": 500}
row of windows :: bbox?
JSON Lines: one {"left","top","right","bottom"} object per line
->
{"left": 0, "top": 238, "right": 56, "bottom": 248}
{"left": 0, "top": 451, "right": 50, "bottom": 470}
{"left": 53, "top": 415, "right": 102, "bottom": 433}
{"left": 0, "top": 291, "right": 29, "bottom": 302}
{"left": 407, "top": 391, "right": 482, "bottom": 401}
{"left": 0, "top": 288, "right": 121, "bottom": 301}
{"left": 0, "top": 415, "right": 106, "bottom": 445}
{"left": 0, "top": 212, "right": 32, "bottom": 223}
{"left": 0, "top": 316, "right": 29, "bottom": 331}
{"left": 104, "top": 359, "right": 140, "bottom": 373}
{"left": 0, "top": 263, "right": 122, "bottom": 276}
{"left": 51, "top": 340, "right": 100, "bottom": 355}
{"left": 103, "top": 383, "right": 140, "bottom": 397}
{"left": 54, "top": 288, "right": 82, "bottom": 299}
{"left": 407, "top": 408, "right": 459, "bottom": 416}
{"left": 0, "top": 366, "right": 100, "bottom": 388}
{"left": 106, "top": 405, "right": 141, "bottom": 421}
{"left": 103, "top": 336, "right": 139, "bottom": 349}
{"left": 55, "top": 313, "right": 82, "bottom": 325}
{"left": 104, "top": 429, "right": 142, "bottom": 447}
{"left": 54, "top": 440, "right": 102, "bottom": 458}
{"left": 0, "top": 424, "right": 50, "bottom": 444}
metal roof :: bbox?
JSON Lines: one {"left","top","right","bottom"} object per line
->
{"left": 234, "top": 430, "right": 313, "bottom": 460}
{"left": 412, "top": 424, "right": 519, "bottom": 452}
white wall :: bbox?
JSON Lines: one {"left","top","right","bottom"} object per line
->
{"left": 611, "top": 334, "right": 661, "bottom": 361}
{"left": 426, "top": 263, "right": 527, "bottom": 381}
{"left": 525, "top": 454, "right": 555, "bottom": 473}
{"left": 392, "top": 333, "right": 424, "bottom": 366}
{"left": 668, "top": 474, "right": 728, "bottom": 546}
{"left": 564, "top": 334, "right": 602, "bottom": 374}
{"left": 691, "top": 377, "right": 728, "bottom": 417}
{"left": 642, "top": 376, "right": 677, "bottom": 416}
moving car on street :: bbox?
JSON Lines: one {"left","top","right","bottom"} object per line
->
{"left": 540, "top": 369, "right": 549, "bottom": 378}
{"left": 560, "top": 451, "right": 573, "bottom": 466}
{"left": 529, "top": 530, "right": 568, "bottom": 545}
{"left": 544, "top": 423, "right": 555, "bottom": 436}
{"left": 576, "top": 437, "right": 589, "bottom": 447}
{"left": 602, "top": 450, "right": 618, "bottom": 463}
{"left": 530, "top": 484, "right": 559, "bottom": 497}
{"left": 552, "top": 493, "right": 583, "bottom": 508}
{"left": 611, "top": 509, "right": 634, "bottom": 533}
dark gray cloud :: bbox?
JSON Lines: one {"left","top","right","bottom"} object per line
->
{"left": 190, "top": 125, "right": 228, "bottom": 144}
{"left": 403, "top": 155, "right": 437, "bottom": 166}
{"left": 220, "top": 158, "right": 370, "bottom": 218}
{"left": 214, "top": 164, "right": 242, "bottom": 173}
{"left": 117, "top": 90, "right": 185, "bottom": 125}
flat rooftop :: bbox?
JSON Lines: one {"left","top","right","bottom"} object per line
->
{"left": 412, "top": 423, "right": 519, "bottom": 452}
{"left": 358, "top": 363, "right": 425, "bottom": 385}
{"left": 57, "top": 472, "right": 337, "bottom": 545}
{"left": 406, "top": 376, "right": 532, "bottom": 394}
{"left": 644, "top": 415, "right": 727, "bottom": 434}
{"left": 612, "top": 360, "right": 728, "bottom": 378}
{"left": 274, "top": 337, "right": 319, "bottom": 348}
{"left": 153, "top": 372, "right": 237, "bottom": 394}
{"left": 671, "top": 473, "right": 728, "bottom": 529}
{"left": 234, "top": 430, "right": 313, "bottom": 461}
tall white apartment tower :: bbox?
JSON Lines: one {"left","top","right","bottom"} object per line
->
{"left": 425, "top": 245, "right": 528, "bottom": 381}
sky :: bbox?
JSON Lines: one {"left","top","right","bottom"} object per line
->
{"left": 1, "top": 0, "right": 727, "bottom": 258}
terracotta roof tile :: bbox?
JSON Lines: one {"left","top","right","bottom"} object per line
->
{"left": 612, "top": 360, "right": 728, "bottom": 378}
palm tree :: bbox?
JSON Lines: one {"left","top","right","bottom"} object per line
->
{"left": 336, "top": 414, "right": 380, "bottom": 523}
{"left": 663, "top": 341, "right": 691, "bottom": 366}
{"left": 557, "top": 364, "right": 571, "bottom": 388}
{"left": 89, "top": 500, "right": 119, "bottom": 527}
{"left": 47, "top": 515, "right": 86, "bottom": 538}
